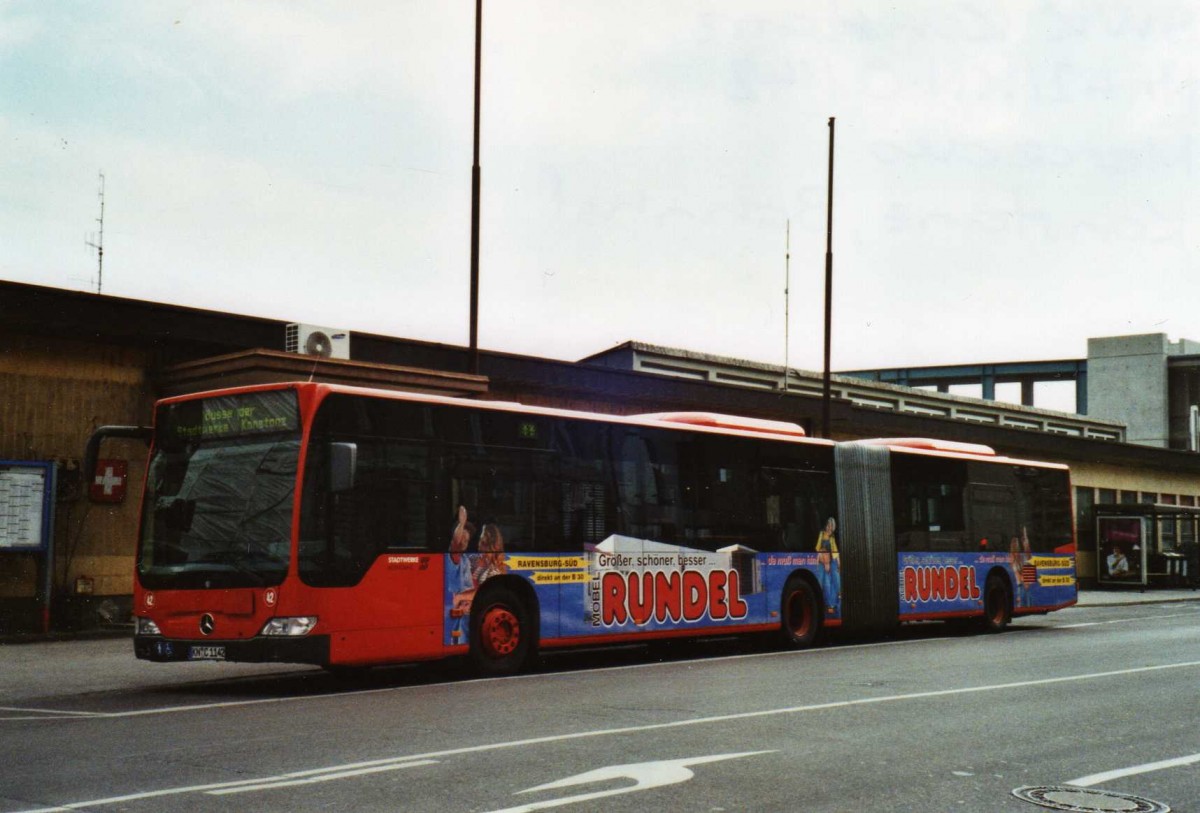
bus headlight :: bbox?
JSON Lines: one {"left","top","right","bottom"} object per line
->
{"left": 136, "top": 617, "right": 161, "bottom": 636}
{"left": 260, "top": 617, "right": 318, "bottom": 636}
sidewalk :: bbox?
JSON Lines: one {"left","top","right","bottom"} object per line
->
{"left": 0, "top": 624, "right": 132, "bottom": 645}
{"left": 1076, "top": 586, "right": 1200, "bottom": 606}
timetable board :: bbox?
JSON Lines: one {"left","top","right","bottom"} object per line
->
{"left": 0, "top": 462, "right": 53, "bottom": 551}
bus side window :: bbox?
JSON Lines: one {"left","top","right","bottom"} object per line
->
{"left": 677, "top": 437, "right": 759, "bottom": 552}
{"left": 444, "top": 445, "right": 561, "bottom": 554}
{"left": 614, "top": 429, "right": 681, "bottom": 544}
{"left": 760, "top": 467, "right": 835, "bottom": 553}
{"left": 563, "top": 481, "right": 607, "bottom": 549}
{"left": 1016, "top": 467, "right": 1073, "bottom": 553}
{"left": 556, "top": 419, "right": 612, "bottom": 551}
{"left": 300, "top": 434, "right": 433, "bottom": 586}
{"left": 892, "top": 455, "right": 968, "bottom": 552}
{"left": 969, "top": 484, "right": 1016, "bottom": 554}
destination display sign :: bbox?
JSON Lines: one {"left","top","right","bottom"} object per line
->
{"left": 159, "top": 390, "right": 300, "bottom": 446}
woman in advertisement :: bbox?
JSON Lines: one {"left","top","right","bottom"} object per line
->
{"left": 816, "top": 516, "right": 840, "bottom": 615}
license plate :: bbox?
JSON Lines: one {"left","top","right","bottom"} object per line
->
{"left": 189, "top": 645, "right": 226, "bottom": 661}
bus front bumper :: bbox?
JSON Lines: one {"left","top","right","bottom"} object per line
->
{"left": 134, "top": 634, "right": 330, "bottom": 666}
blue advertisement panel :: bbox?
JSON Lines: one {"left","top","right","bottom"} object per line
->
{"left": 443, "top": 531, "right": 844, "bottom": 649}
{"left": 897, "top": 550, "right": 1076, "bottom": 619}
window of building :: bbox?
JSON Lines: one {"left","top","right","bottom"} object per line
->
{"left": 1181, "top": 496, "right": 1198, "bottom": 549}
{"left": 1075, "top": 486, "right": 1095, "bottom": 553}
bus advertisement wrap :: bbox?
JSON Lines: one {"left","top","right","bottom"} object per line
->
{"left": 898, "top": 551, "right": 1076, "bottom": 617}
{"left": 442, "top": 521, "right": 843, "bottom": 648}
{"left": 124, "top": 383, "right": 1077, "bottom": 674}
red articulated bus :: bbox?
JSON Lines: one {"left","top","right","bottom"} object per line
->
{"left": 89, "top": 382, "right": 1076, "bottom": 675}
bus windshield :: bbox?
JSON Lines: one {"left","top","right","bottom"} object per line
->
{"left": 137, "top": 390, "right": 301, "bottom": 589}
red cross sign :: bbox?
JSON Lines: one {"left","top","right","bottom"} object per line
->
{"left": 90, "top": 459, "right": 128, "bottom": 503}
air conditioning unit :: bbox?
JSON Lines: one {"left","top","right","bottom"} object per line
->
{"left": 285, "top": 323, "right": 351, "bottom": 360}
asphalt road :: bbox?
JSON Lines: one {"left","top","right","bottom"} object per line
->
{"left": 3, "top": 602, "right": 1200, "bottom": 813}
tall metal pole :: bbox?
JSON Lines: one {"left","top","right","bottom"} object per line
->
{"left": 468, "top": 0, "right": 483, "bottom": 375}
{"left": 822, "top": 117, "right": 835, "bottom": 439}
{"left": 783, "top": 219, "right": 790, "bottom": 393}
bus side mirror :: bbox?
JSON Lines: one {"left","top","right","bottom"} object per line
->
{"left": 329, "top": 442, "right": 357, "bottom": 493}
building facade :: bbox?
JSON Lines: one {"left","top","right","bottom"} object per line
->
{"left": 2, "top": 281, "right": 1198, "bottom": 632}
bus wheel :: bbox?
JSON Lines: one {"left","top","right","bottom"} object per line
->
{"left": 470, "top": 587, "right": 533, "bottom": 676}
{"left": 779, "top": 577, "right": 820, "bottom": 648}
{"left": 980, "top": 573, "right": 1011, "bottom": 633}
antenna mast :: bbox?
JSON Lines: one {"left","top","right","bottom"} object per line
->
{"left": 84, "top": 172, "right": 105, "bottom": 294}
{"left": 783, "top": 219, "right": 790, "bottom": 393}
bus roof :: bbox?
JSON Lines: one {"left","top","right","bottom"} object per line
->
{"left": 854, "top": 436, "right": 1069, "bottom": 470}
{"left": 157, "top": 381, "right": 1067, "bottom": 468}
{"left": 158, "top": 381, "right": 830, "bottom": 445}
{"left": 634, "top": 411, "right": 807, "bottom": 437}
{"left": 856, "top": 437, "right": 996, "bottom": 456}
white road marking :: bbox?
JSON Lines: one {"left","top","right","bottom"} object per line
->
{"left": 2, "top": 610, "right": 1192, "bottom": 722}
{"left": 207, "top": 759, "right": 438, "bottom": 795}
{"left": 0, "top": 707, "right": 102, "bottom": 721}
{"left": 1, "top": 635, "right": 944, "bottom": 722}
{"left": 1067, "top": 751, "right": 1200, "bottom": 787}
{"left": 3, "top": 684, "right": 411, "bottom": 722}
{"left": 12, "top": 761, "right": 440, "bottom": 812}
{"left": 11, "top": 659, "right": 1200, "bottom": 813}
{"left": 484, "top": 751, "right": 776, "bottom": 813}
{"left": 1058, "top": 611, "right": 1200, "bottom": 629}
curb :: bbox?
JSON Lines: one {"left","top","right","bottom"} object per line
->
{"left": 0, "top": 626, "right": 132, "bottom": 646}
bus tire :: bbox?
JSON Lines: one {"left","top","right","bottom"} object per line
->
{"left": 469, "top": 586, "right": 533, "bottom": 676}
{"left": 980, "top": 573, "right": 1011, "bottom": 633}
{"left": 779, "top": 576, "right": 820, "bottom": 648}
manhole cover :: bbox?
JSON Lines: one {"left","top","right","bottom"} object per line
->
{"left": 1012, "top": 785, "right": 1170, "bottom": 812}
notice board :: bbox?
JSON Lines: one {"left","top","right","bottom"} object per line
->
{"left": 0, "top": 461, "right": 54, "bottom": 551}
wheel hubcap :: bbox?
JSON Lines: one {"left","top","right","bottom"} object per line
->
{"left": 787, "top": 593, "right": 811, "bottom": 637}
{"left": 481, "top": 606, "right": 520, "bottom": 658}
{"left": 988, "top": 586, "right": 1005, "bottom": 623}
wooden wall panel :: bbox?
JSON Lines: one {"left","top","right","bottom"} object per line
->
{"left": 0, "top": 330, "right": 154, "bottom": 600}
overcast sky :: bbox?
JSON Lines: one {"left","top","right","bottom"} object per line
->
{"left": 3, "top": 2, "right": 1197, "bottom": 388}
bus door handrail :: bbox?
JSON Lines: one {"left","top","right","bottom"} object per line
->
{"left": 84, "top": 425, "right": 153, "bottom": 483}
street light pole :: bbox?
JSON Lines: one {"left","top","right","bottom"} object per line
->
{"left": 469, "top": 0, "right": 483, "bottom": 375}
{"left": 822, "top": 117, "right": 835, "bottom": 439}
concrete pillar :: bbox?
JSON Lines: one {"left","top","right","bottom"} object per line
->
{"left": 982, "top": 373, "right": 996, "bottom": 401}
{"left": 1087, "top": 334, "right": 1170, "bottom": 447}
